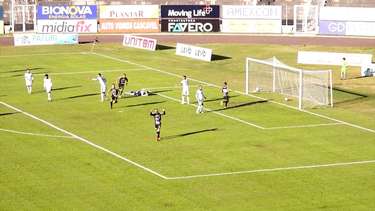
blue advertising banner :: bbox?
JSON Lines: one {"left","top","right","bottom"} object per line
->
{"left": 161, "top": 5, "right": 220, "bottom": 19}
{"left": 37, "top": 5, "right": 97, "bottom": 19}
{"left": 319, "top": 20, "right": 346, "bottom": 36}
{"left": 0, "top": 6, "right": 4, "bottom": 20}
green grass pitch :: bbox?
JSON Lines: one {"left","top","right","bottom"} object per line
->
{"left": 0, "top": 42, "right": 375, "bottom": 210}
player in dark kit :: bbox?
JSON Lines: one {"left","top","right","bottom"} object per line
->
{"left": 118, "top": 73, "right": 128, "bottom": 97}
{"left": 150, "top": 109, "right": 166, "bottom": 141}
{"left": 222, "top": 82, "right": 229, "bottom": 108}
{"left": 108, "top": 83, "right": 119, "bottom": 109}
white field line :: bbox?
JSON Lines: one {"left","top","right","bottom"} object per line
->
{"left": 265, "top": 123, "right": 344, "bottom": 130}
{"left": 167, "top": 160, "right": 375, "bottom": 180}
{"left": 34, "top": 68, "right": 144, "bottom": 76}
{"left": 92, "top": 52, "right": 375, "bottom": 134}
{"left": 0, "top": 52, "right": 84, "bottom": 58}
{"left": 0, "top": 128, "right": 74, "bottom": 139}
{"left": 156, "top": 93, "right": 265, "bottom": 129}
{"left": 0, "top": 101, "right": 168, "bottom": 179}
{"left": 145, "top": 84, "right": 209, "bottom": 90}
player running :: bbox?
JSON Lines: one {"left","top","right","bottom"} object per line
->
{"left": 92, "top": 73, "right": 107, "bottom": 102}
{"left": 181, "top": 75, "right": 190, "bottom": 104}
{"left": 43, "top": 74, "right": 53, "bottom": 102}
{"left": 195, "top": 86, "right": 206, "bottom": 114}
{"left": 24, "top": 68, "right": 34, "bottom": 94}
{"left": 108, "top": 83, "right": 119, "bottom": 109}
{"left": 118, "top": 73, "right": 128, "bottom": 98}
{"left": 150, "top": 108, "right": 166, "bottom": 141}
{"left": 222, "top": 82, "right": 229, "bottom": 108}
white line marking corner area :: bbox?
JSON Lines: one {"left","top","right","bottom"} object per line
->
{"left": 1, "top": 101, "right": 375, "bottom": 180}
{"left": 91, "top": 52, "right": 375, "bottom": 134}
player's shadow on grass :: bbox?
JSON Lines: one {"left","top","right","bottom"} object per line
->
{"left": 0, "top": 112, "right": 19, "bottom": 116}
{"left": 162, "top": 128, "right": 218, "bottom": 141}
{"left": 57, "top": 93, "right": 99, "bottom": 101}
{"left": 211, "top": 54, "right": 231, "bottom": 61}
{"left": 122, "top": 100, "right": 166, "bottom": 108}
{"left": 204, "top": 95, "right": 240, "bottom": 103}
{"left": 209, "top": 100, "right": 268, "bottom": 112}
{"left": 33, "top": 85, "right": 82, "bottom": 94}
{"left": 156, "top": 44, "right": 175, "bottom": 50}
{"left": 2, "top": 67, "right": 44, "bottom": 73}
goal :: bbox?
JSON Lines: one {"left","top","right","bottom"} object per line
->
{"left": 245, "top": 57, "right": 333, "bottom": 109}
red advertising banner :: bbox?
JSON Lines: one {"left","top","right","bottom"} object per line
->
{"left": 99, "top": 19, "right": 160, "bottom": 33}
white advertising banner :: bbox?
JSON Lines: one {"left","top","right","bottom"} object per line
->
{"left": 37, "top": 20, "right": 97, "bottom": 33}
{"left": 222, "top": 5, "right": 281, "bottom": 19}
{"left": 320, "top": 7, "right": 375, "bottom": 22}
{"left": 176, "top": 43, "right": 212, "bottom": 62}
{"left": 100, "top": 5, "right": 159, "bottom": 19}
{"left": 0, "top": 21, "right": 3, "bottom": 35}
{"left": 14, "top": 33, "right": 78, "bottom": 46}
{"left": 298, "top": 51, "right": 373, "bottom": 66}
{"left": 222, "top": 19, "right": 281, "bottom": 33}
{"left": 345, "top": 21, "right": 375, "bottom": 36}
{"left": 122, "top": 34, "right": 157, "bottom": 51}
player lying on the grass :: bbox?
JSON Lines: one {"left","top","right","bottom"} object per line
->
{"left": 195, "top": 85, "right": 206, "bottom": 114}
{"left": 181, "top": 75, "right": 189, "bottom": 104}
{"left": 92, "top": 73, "right": 107, "bottom": 102}
{"left": 222, "top": 82, "right": 229, "bottom": 108}
{"left": 108, "top": 83, "right": 119, "bottom": 109}
{"left": 24, "top": 68, "right": 34, "bottom": 94}
{"left": 43, "top": 74, "right": 53, "bottom": 102}
{"left": 150, "top": 108, "right": 166, "bottom": 141}
{"left": 118, "top": 73, "right": 128, "bottom": 98}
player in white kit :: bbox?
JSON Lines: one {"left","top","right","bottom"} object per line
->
{"left": 92, "top": 73, "right": 107, "bottom": 102}
{"left": 24, "top": 69, "right": 34, "bottom": 94}
{"left": 43, "top": 74, "right": 53, "bottom": 102}
{"left": 181, "top": 75, "right": 189, "bottom": 104}
{"left": 195, "top": 86, "right": 206, "bottom": 114}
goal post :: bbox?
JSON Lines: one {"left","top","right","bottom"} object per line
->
{"left": 245, "top": 57, "right": 333, "bottom": 109}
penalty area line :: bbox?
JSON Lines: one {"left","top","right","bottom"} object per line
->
{"left": 166, "top": 160, "right": 375, "bottom": 180}
{"left": 265, "top": 122, "right": 343, "bottom": 130}
{"left": 0, "top": 101, "right": 168, "bottom": 180}
{"left": 91, "top": 52, "right": 375, "bottom": 134}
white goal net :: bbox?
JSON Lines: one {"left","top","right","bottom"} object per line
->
{"left": 245, "top": 57, "right": 333, "bottom": 109}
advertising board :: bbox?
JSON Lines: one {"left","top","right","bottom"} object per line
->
{"left": 222, "top": 5, "right": 281, "bottom": 19}
{"left": 319, "top": 20, "right": 346, "bottom": 35}
{"left": 0, "top": 6, "right": 3, "bottom": 20}
{"left": 319, "top": 7, "right": 375, "bottom": 22}
{"left": 297, "top": 51, "right": 373, "bottom": 66}
{"left": 161, "top": 5, "right": 219, "bottom": 18}
{"left": 161, "top": 19, "right": 220, "bottom": 32}
{"left": 100, "top": 5, "right": 159, "bottom": 19}
{"left": 176, "top": 43, "right": 212, "bottom": 62}
{"left": 37, "top": 19, "right": 98, "bottom": 33}
{"left": 37, "top": 5, "right": 97, "bottom": 19}
{"left": 122, "top": 35, "right": 157, "bottom": 51}
{"left": 100, "top": 19, "right": 159, "bottom": 33}
{"left": 222, "top": 19, "right": 281, "bottom": 33}
{"left": 14, "top": 33, "right": 78, "bottom": 46}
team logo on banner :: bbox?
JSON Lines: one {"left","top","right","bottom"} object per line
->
{"left": 37, "top": 5, "right": 97, "bottom": 19}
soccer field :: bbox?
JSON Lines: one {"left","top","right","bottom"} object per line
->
{"left": 1, "top": 43, "right": 375, "bottom": 210}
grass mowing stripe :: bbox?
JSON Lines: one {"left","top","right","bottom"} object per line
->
{"left": 167, "top": 160, "right": 375, "bottom": 180}
{"left": 0, "top": 52, "right": 84, "bottom": 58}
{"left": 0, "top": 101, "right": 168, "bottom": 180}
{"left": 92, "top": 52, "right": 375, "bottom": 134}
{"left": 0, "top": 128, "right": 75, "bottom": 139}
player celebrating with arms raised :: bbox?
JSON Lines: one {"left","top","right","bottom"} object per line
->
{"left": 118, "top": 73, "right": 128, "bottom": 98}
{"left": 195, "top": 85, "right": 206, "bottom": 114}
{"left": 92, "top": 73, "right": 107, "bottom": 102}
{"left": 150, "top": 108, "right": 166, "bottom": 141}
{"left": 43, "top": 74, "right": 53, "bottom": 102}
{"left": 181, "top": 75, "right": 190, "bottom": 104}
{"left": 24, "top": 68, "right": 34, "bottom": 94}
